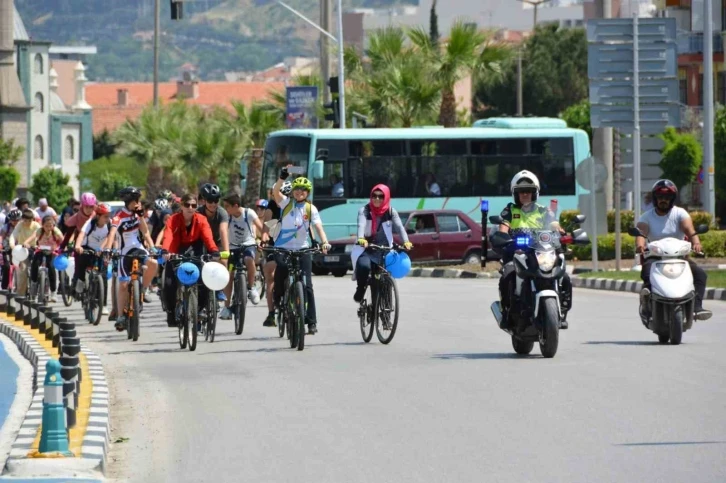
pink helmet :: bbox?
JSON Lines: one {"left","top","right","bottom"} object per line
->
{"left": 80, "top": 192, "right": 97, "bottom": 207}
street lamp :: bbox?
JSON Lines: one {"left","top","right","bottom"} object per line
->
{"left": 516, "top": 0, "right": 552, "bottom": 29}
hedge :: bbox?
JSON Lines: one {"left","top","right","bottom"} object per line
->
{"left": 560, "top": 209, "right": 718, "bottom": 234}
{"left": 570, "top": 231, "right": 726, "bottom": 260}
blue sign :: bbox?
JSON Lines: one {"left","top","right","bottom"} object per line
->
{"left": 286, "top": 86, "right": 319, "bottom": 129}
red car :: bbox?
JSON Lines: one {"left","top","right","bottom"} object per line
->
{"left": 314, "top": 209, "right": 492, "bottom": 277}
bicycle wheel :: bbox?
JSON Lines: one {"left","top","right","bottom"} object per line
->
{"left": 59, "top": 271, "right": 72, "bottom": 306}
{"left": 255, "top": 267, "right": 265, "bottom": 299}
{"left": 177, "top": 291, "right": 187, "bottom": 349}
{"left": 234, "top": 270, "right": 247, "bottom": 335}
{"left": 375, "top": 275, "right": 399, "bottom": 345}
{"left": 285, "top": 281, "right": 297, "bottom": 348}
{"left": 206, "top": 289, "right": 217, "bottom": 343}
{"left": 93, "top": 274, "right": 104, "bottom": 326}
{"left": 359, "top": 283, "right": 374, "bottom": 343}
{"left": 38, "top": 271, "right": 47, "bottom": 304}
{"left": 294, "top": 281, "right": 306, "bottom": 351}
{"left": 111, "top": 271, "right": 118, "bottom": 316}
{"left": 187, "top": 289, "right": 198, "bottom": 351}
{"left": 277, "top": 306, "right": 285, "bottom": 338}
{"left": 130, "top": 279, "right": 141, "bottom": 342}
{"left": 85, "top": 276, "right": 96, "bottom": 324}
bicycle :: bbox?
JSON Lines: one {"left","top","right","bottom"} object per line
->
{"left": 29, "top": 246, "right": 55, "bottom": 304}
{"left": 1, "top": 248, "right": 17, "bottom": 293}
{"left": 78, "top": 248, "right": 108, "bottom": 326}
{"left": 167, "top": 252, "right": 218, "bottom": 351}
{"left": 357, "top": 244, "right": 403, "bottom": 345}
{"left": 228, "top": 244, "right": 250, "bottom": 336}
{"left": 58, "top": 246, "right": 75, "bottom": 307}
{"left": 113, "top": 251, "right": 150, "bottom": 342}
{"left": 263, "top": 246, "right": 320, "bottom": 351}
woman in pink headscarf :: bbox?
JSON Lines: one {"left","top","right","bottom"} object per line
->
{"left": 353, "top": 184, "right": 412, "bottom": 302}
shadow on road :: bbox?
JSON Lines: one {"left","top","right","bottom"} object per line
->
{"left": 432, "top": 353, "right": 539, "bottom": 360}
{"left": 583, "top": 341, "right": 664, "bottom": 346}
{"left": 614, "top": 441, "right": 726, "bottom": 447}
{"left": 197, "top": 341, "right": 367, "bottom": 355}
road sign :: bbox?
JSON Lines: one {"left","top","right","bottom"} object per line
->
{"left": 586, "top": 18, "right": 677, "bottom": 43}
{"left": 620, "top": 135, "right": 666, "bottom": 152}
{"left": 620, "top": 152, "right": 663, "bottom": 179}
{"left": 589, "top": 79, "right": 679, "bottom": 104}
{"left": 591, "top": 104, "right": 680, "bottom": 132}
{"left": 587, "top": 43, "right": 677, "bottom": 78}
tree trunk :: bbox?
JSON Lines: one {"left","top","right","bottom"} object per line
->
{"left": 146, "top": 164, "right": 164, "bottom": 199}
{"left": 228, "top": 172, "right": 242, "bottom": 195}
{"left": 243, "top": 152, "right": 263, "bottom": 206}
{"left": 438, "top": 87, "right": 458, "bottom": 128}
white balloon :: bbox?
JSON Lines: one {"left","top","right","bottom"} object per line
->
{"left": 11, "top": 245, "right": 28, "bottom": 265}
{"left": 65, "top": 257, "right": 76, "bottom": 279}
{"left": 201, "top": 261, "right": 229, "bottom": 292}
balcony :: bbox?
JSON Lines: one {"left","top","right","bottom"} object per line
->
{"left": 677, "top": 32, "right": 724, "bottom": 54}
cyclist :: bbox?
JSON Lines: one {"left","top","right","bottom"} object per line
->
{"left": 27, "top": 216, "right": 63, "bottom": 302}
{"left": 353, "top": 184, "right": 412, "bottom": 302}
{"left": 198, "top": 183, "right": 229, "bottom": 303}
{"left": 160, "top": 194, "right": 219, "bottom": 327}
{"left": 219, "top": 193, "right": 264, "bottom": 319}
{"left": 260, "top": 181, "right": 290, "bottom": 327}
{"left": 104, "top": 187, "right": 158, "bottom": 332}
{"left": 9, "top": 209, "right": 41, "bottom": 296}
{"left": 496, "top": 170, "right": 571, "bottom": 329}
{"left": 149, "top": 198, "right": 169, "bottom": 244}
{"left": 154, "top": 209, "right": 172, "bottom": 247}
{"left": 270, "top": 168, "right": 331, "bottom": 335}
{"left": 73, "top": 203, "right": 113, "bottom": 316}
{"left": 60, "top": 192, "right": 98, "bottom": 251}
{"left": 0, "top": 209, "right": 22, "bottom": 290}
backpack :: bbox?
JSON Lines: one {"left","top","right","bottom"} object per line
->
{"left": 268, "top": 200, "right": 313, "bottom": 242}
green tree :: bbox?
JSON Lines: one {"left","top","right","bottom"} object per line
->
{"left": 409, "top": 21, "right": 510, "bottom": 127}
{"left": 0, "top": 138, "right": 24, "bottom": 167}
{"left": 29, "top": 168, "right": 74, "bottom": 211}
{"left": 560, "top": 99, "right": 592, "bottom": 143}
{"left": 0, "top": 167, "right": 21, "bottom": 202}
{"left": 98, "top": 172, "right": 133, "bottom": 200}
{"left": 714, "top": 105, "right": 726, "bottom": 201}
{"left": 92, "top": 129, "right": 117, "bottom": 159}
{"left": 429, "top": 0, "right": 440, "bottom": 47}
{"left": 79, "top": 155, "right": 147, "bottom": 195}
{"left": 659, "top": 127, "right": 702, "bottom": 191}
{"left": 476, "top": 24, "right": 587, "bottom": 117}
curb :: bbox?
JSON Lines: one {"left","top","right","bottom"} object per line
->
{"left": 0, "top": 316, "right": 110, "bottom": 477}
{"left": 570, "top": 276, "right": 726, "bottom": 301}
{"left": 409, "top": 267, "right": 501, "bottom": 279}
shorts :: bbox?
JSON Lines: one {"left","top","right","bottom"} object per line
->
{"left": 119, "top": 247, "right": 149, "bottom": 281}
{"left": 231, "top": 245, "right": 257, "bottom": 267}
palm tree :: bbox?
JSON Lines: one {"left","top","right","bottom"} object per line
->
{"left": 408, "top": 20, "right": 511, "bottom": 127}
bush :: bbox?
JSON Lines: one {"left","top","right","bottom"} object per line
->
{"left": 559, "top": 209, "right": 581, "bottom": 228}
{"left": 570, "top": 231, "right": 726, "bottom": 260}
{"left": 0, "top": 167, "right": 20, "bottom": 202}
{"left": 607, "top": 210, "right": 635, "bottom": 233}
{"left": 688, "top": 210, "right": 717, "bottom": 230}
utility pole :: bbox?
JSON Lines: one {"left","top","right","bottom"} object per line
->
{"left": 516, "top": 0, "right": 552, "bottom": 29}
{"left": 336, "top": 0, "right": 346, "bottom": 128}
{"left": 703, "top": 0, "right": 716, "bottom": 219}
{"left": 516, "top": 49, "right": 523, "bottom": 116}
{"left": 153, "top": 0, "right": 160, "bottom": 108}
{"left": 320, "top": 0, "right": 332, "bottom": 103}
{"left": 594, "top": 0, "right": 614, "bottom": 211}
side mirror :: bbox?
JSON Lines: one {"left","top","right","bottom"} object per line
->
{"left": 311, "top": 160, "right": 324, "bottom": 180}
{"left": 489, "top": 215, "right": 503, "bottom": 225}
{"left": 490, "top": 231, "right": 513, "bottom": 248}
{"left": 315, "top": 149, "right": 329, "bottom": 162}
{"left": 627, "top": 227, "right": 643, "bottom": 237}
{"left": 574, "top": 214, "right": 586, "bottom": 224}
{"left": 696, "top": 223, "right": 709, "bottom": 235}
{"left": 573, "top": 229, "right": 590, "bottom": 245}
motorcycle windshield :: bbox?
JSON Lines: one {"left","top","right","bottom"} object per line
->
{"left": 510, "top": 229, "right": 561, "bottom": 252}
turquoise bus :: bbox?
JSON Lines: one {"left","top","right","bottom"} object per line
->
{"left": 244, "top": 117, "right": 591, "bottom": 242}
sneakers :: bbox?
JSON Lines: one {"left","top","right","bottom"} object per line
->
{"left": 216, "top": 292, "right": 227, "bottom": 302}
{"left": 639, "top": 288, "right": 651, "bottom": 318}
{"left": 695, "top": 307, "right": 713, "bottom": 321}
{"left": 115, "top": 315, "right": 127, "bottom": 332}
{"left": 263, "top": 313, "right": 276, "bottom": 327}
{"left": 108, "top": 311, "right": 117, "bottom": 322}
{"left": 560, "top": 320, "right": 569, "bottom": 330}
{"left": 307, "top": 323, "right": 318, "bottom": 335}
{"left": 50, "top": 293, "right": 57, "bottom": 303}
{"left": 75, "top": 279, "right": 85, "bottom": 294}
{"left": 353, "top": 286, "right": 366, "bottom": 303}
{"left": 219, "top": 306, "right": 233, "bottom": 320}
{"left": 143, "top": 287, "right": 153, "bottom": 303}
{"left": 248, "top": 288, "right": 260, "bottom": 305}
{"left": 102, "top": 307, "right": 109, "bottom": 316}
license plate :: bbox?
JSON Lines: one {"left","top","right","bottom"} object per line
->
{"left": 324, "top": 256, "right": 340, "bottom": 263}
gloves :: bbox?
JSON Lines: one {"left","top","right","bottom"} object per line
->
{"left": 357, "top": 238, "right": 368, "bottom": 247}
{"left": 322, "top": 243, "right": 332, "bottom": 253}
{"left": 403, "top": 242, "right": 413, "bottom": 250}
{"left": 279, "top": 167, "right": 289, "bottom": 180}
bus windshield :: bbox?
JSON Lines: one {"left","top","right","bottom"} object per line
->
{"left": 259, "top": 136, "right": 311, "bottom": 198}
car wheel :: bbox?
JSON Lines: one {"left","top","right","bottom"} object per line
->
{"left": 312, "top": 266, "right": 330, "bottom": 276}
{"left": 463, "top": 250, "right": 481, "bottom": 265}
{"left": 331, "top": 269, "right": 347, "bottom": 277}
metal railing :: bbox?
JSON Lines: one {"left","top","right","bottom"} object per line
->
{"left": 676, "top": 32, "right": 724, "bottom": 54}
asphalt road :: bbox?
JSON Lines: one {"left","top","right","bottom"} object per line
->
{"left": 57, "top": 277, "right": 726, "bottom": 483}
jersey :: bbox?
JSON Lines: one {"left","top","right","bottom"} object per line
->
{"left": 638, "top": 206, "right": 689, "bottom": 242}
{"left": 81, "top": 219, "right": 110, "bottom": 251}
{"left": 274, "top": 197, "right": 320, "bottom": 250}
{"left": 111, "top": 208, "right": 145, "bottom": 255}
{"left": 229, "top": 208, "right": 258, "bottom": 247}
{"left": 197, "top": 205, "right": 229, "bottom": 246}
{"left": 500, "top": 202, "right": 556, "bottom": 230}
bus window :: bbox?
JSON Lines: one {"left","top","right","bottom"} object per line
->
{"left": 260, "top": 136, "right": 311, "bottom": 198}
{"left": 316, "top": 162, "right": 346, "bottom": 198}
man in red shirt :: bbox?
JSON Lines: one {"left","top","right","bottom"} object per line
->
{"left": 161, "top": 194, "right": 219, "bottom": 327}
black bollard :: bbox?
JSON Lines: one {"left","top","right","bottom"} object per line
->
{"left": 38, "top": 305, "right": 51, "bottom": 339}
{"left": 60, "top": 352, "right": 80, "bottom": 413}
{"left": 23, "top": 300, "right": 32, "bottom": 326}
{"left": 58, "top": 328, "right": 76, "bottom": 356}
{"left": 6, "top": 292, "right": 15, "bottom": 316}
{"left": 0, "top": 289, "right": 8, "bottom": 312}
{"left": 14, "top": 296, "right": 25, "bottom": 321}
{"left": 49, "top": 314, "right": 63, "bottom": 348}
{"left": 29, "top": 301, "right": 40, "bottom": 329}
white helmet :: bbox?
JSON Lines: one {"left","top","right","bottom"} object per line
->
{"left": 510, "top": 170, "right": 540, "bottom": 204}
{"left": 154, "top": 198, "right": 169, "bottom": 211}
{"left": 281, "top": 181, "right": 293, "bottom": 196}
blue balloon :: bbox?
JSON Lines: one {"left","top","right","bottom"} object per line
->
{"left": 176, "top": 262, "right": 200, "bottom": 286}
{"left": 385, "top": 251, "right": 411, "bottom": 279}
{"left": 53, "top": 255, "right": 69, "bottom": 271}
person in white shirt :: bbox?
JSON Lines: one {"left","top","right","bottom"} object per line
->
{"left": 74, "top": 203, "right": 112, "bottom": 315}
{"left": 35, "top": 198, "right": 58, "bottom": 221}
{"left": 220, "top": 193, "right": 265, "bottom": 319}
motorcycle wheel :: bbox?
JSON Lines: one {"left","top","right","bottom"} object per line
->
{"left": 538, "top": 298, "right": 560, "bottom": 358}
{"left": 512, "top": 336, "right": 534, "bottom": 355}
{"left": 658, "top": 334, "right": 669, "bottom": 344}
{"left": 669, "top": 306, "right": 684, "bottom": 345}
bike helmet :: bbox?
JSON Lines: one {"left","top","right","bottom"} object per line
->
{"left": 80, "top": 192, "right": 97, "bottom": 207}
{"left": 280, "top": 181, "right": 292, "bottom": 196}
{"left": 256, "top": 199, "right": 269, "bottom": 209}
{"left": 510, "top": 170, "right": 540, "bottom": 205}
{"left": 119, "top": 186, "right": 142, "bottom": 203}
{"left": 154, "top": 198, "right": 169, "bottom": 211}
{"left": 95, "top": 203, "right": 112, "bottom": 216}
{"left": 200, "top": 183, "right": 221, "bottom": 201}
{"left": 291, "top": 177, "right": 312, "bottom": 192}
{"left": 651, "top": 179, "right": 678, "bottom": 210}
{"left": 7, "top": 208, "right": 21, "bottom": 222}
{"left": 159, "top": 189, "right": 174, "bottom": 201}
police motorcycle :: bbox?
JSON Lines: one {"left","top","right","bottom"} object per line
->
{"left": 628, "top": 224, "right": 709, "bottom": 345}
{"left": 489, "top": 214, "right": 590, "bottom": 358}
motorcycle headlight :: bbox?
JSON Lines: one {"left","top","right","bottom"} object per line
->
{"left": 535, "top": 250, "right": 557, "bottom": 272}
{"left": 658, "top": 262, "right": 685, "bottom": 279}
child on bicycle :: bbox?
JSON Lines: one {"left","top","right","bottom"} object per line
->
{"left": 353, "top": 184, "right": 412, "bottom": 303}
{"left": 74, "top": 203, "right": 113, "bottom": 315}
{"left": 269, "top": 167, "right": 331, "bottom": 335}
{"left": 10, "top": 209, "right": 41, "bottom": 296}
{"left": 29, "top": 215, "right": 63, "bottom": 302}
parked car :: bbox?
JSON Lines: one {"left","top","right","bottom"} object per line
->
{"left": 313, "top": 209, "right": 497, "bottom": 277}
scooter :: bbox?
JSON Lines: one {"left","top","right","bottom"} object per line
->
{"left": 489, "top": 214, "right": 590, "bottom": 358}
{"left": 629, "top": 224, "right": 710, "bottom": 345}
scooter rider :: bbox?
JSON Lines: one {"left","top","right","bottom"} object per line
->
{"left": 496, "top": 170, "right": 572, "bottom": 329}
{"left": 635, "top": 179, "right": 712, "bottom": 321}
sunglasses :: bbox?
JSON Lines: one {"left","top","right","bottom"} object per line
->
{"left": 206, "top": 199, "right": 220, "bottom": 204}
{"left": 73, "top": 208, "right": 80, "bottom": 212}
{"left": 184, "top": 202, "right": 197, "bottom": 209}
{"left": 371, "top": 194, "right": 385, "bottom": 200}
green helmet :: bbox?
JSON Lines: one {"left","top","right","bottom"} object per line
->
{"left": 291, "top": 177, "right": 312, "bottom": 192}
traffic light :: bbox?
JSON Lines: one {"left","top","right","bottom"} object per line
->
{"left": 328, "top": 76, "right": 339, "bottom": 95}
{"left": 324, "top": 98, "right": 340, "bottom": 128}
{"left": 171, "top": 0, "right": 183, "bottom": 20}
